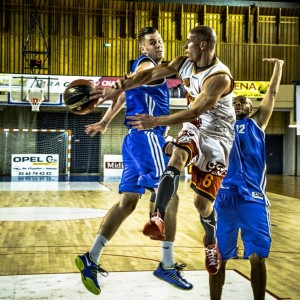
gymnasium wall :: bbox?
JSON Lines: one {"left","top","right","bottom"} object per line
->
{"left": 1, "top": 1, "right": 299, "bottom": 83}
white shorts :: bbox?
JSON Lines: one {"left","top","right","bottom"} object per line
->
{"left": 177, "top": 122, "right": 233, "bottom": 176}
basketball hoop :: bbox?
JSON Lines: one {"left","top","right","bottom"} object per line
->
{"left": 28, "top": 98, "right": 44, "bottom": 111}
{"left": 26, "top": 89, "right": 44, "bottom": 111}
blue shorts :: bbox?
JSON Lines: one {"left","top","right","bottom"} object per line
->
{"left": 119, "top": 130, "right": 169, "bottom": 195}
{"left": 215, "top": 192, "right": 271, "bottom": 260}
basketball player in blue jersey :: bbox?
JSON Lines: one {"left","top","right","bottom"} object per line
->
{"left": 209, "top": 58, "right": 284, "bottom": 300}
{"left": 75, "top": 27, "right": 192, "bottom": 296}
{"left": 92, "top": 25, "right": 235, "bottom": 276}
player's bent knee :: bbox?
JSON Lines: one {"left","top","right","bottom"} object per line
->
{"left": 170, "top": 146, "right": 190, "bottom": 167}
{"left": 249, "top": 253, "right": 265, "bottom": 265}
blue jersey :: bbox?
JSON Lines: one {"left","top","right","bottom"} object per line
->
{"left": 119, "top": 54, "right": 170, "bottom": 194}
{"left": 124, "top": 54, "right": 169, "bottom": 135}
{"left": 219, "top": 118, "right": 269, "bottom": 205}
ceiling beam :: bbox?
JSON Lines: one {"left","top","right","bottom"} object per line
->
{"left": 138, "top": 0, "right": 300, "bottom": 9}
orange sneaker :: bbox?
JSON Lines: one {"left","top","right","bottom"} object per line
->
{"left": 203, "top": 236, "right": 222, "bottom": 275}
{"left": 143, "top": 212, "right": 166, "bottom": 241}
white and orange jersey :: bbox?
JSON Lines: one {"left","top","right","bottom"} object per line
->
{"left": 178, "top": 56, "right": 235, "bottom": 143}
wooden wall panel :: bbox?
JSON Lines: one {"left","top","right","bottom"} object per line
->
{"left": 280, "top": 16, "right": 299, "bottom": 44}
{"left": 1, "top": 0, "right": 299, "bottom": 84}
{"left": 228, "top": 15, "right": 246, "bottom": 44}
{"left": 182, "top": 12, "right": 198, "bottom": 36}
{"left": 259, "top": 16, "right": 277, "bottom": 44}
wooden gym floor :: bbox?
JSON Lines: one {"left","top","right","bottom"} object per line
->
{"left": 0, "top": 175, "right": 299, "bottom": 299}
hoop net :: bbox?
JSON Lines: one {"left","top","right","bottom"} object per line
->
{"left": 28, "top": 98, "right": 44, "bottom": 111}
{"left": 26, "top": 89, "right": 45, "bottom": 111}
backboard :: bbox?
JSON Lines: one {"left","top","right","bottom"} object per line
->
{"left": 8, "top": 75, "right": 61, "bottom": 106}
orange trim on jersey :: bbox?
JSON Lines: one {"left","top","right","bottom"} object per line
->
{"left": 190, "top": 180, "right": 216, "bottom": 202}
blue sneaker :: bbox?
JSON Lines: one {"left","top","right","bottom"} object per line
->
{"left": 153, "top": 263, "right": 193, "bottom": 290}
{"left": 75, "top": 252, "right": 108, "bottom": 295}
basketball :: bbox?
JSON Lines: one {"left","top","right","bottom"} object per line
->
{"left": 63, "top": 79, "right": 97, "bottom": 115}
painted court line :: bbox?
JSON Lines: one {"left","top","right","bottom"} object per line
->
{"left": 0, "top": 270, "right": 278, "bottom": 300}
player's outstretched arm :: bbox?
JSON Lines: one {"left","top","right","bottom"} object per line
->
{"left": 85, "top": 93, "right": 125, "bottom": 137}
{"left": 89, "top": 56, "right": 185, "bottom": 106}
{"left": 127, "top": 73, "right": 233, "bottom": 130}
{"left": 252, "top": 58, "right": 284, "bottom": 131}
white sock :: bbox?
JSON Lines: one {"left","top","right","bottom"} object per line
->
{"left": 161, "top": 241, "right": 174, "bottom": 268}
{"left": 89, "top": 234, "right": 108, "bottom": 264}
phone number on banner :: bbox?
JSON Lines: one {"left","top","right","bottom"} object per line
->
{"left": 16, "top": 171, "right": 55, "bottom": 176}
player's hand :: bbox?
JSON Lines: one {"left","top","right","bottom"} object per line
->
{"left": 111, "top": 72, "right": 135, "bottom": 90}
{"left": 112, "top": 76, "right": 127, "bottom": 89}
{"left": 89, "top": 87, "right": 122, "bottom": 109}
{"left": 85, "top": 121, "right": 108, "bottom": 137}
{"left": 126, "top": 114, "right": 156, "bottom": 130}
{"left": 263, "top": 58, "right": 284, "bottom": 66}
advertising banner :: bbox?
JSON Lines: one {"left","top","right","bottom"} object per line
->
{"left": 103, "top": 155, "right": 123, "bottom": 177}
{"left": 0, "top": 73, "right": 274, "bottom": 106}
{"left": 11, "top": 154, "right": 59, "bottom": 177}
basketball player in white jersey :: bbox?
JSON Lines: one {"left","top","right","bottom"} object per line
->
{"left": 209, "top": 58, "right": 284, "bottom": 300}
{"left": 91, "top": 25, "right": 235, "bottom": 275}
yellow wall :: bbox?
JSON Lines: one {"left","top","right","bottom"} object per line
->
{"left": 1, "top": 1, "right": 299, "bottom": 85}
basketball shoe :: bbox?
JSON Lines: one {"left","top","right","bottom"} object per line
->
{"left": 153, "top": 263, "right": 193, "bottom": 290}
{"left": 75, "top": 252, "right": 108, "bottom": 295}
{"left": 203, "top": 236, "right": 222, "bottom": 275}
{"left": 143, "top": 211, "right": 166, "bottom": 240}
